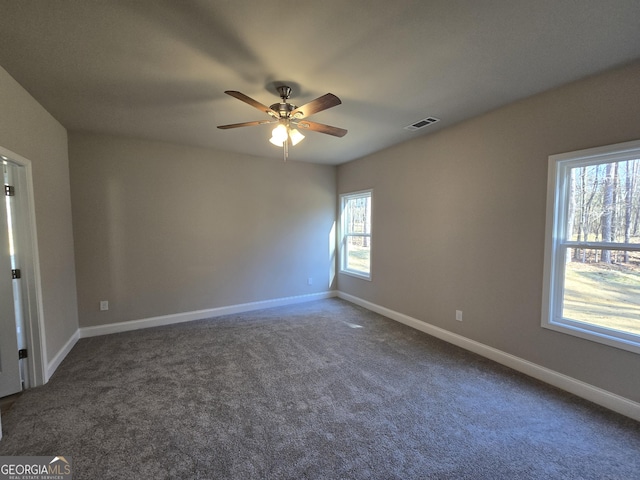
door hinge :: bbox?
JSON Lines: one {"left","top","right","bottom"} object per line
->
{"left": 4, "top": 185, "right": 15, "bottom": 196}
{"left": 18, "top": 349, "right": 27, "bottom": 359}
{"left": 12, "top": 269, "right": 21, "bottom": 279}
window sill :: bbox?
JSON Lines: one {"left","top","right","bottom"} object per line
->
{"left": 543, "top": 320, "right": 640, "bottom": 355}
{"left": 340, "top": 269, "right": 372, "bottom": 281}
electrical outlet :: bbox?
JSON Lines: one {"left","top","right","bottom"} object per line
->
{"left": 455, "top": 310, "right": 463, "bottom": 321}
{"left": 308, "top": 277, "right": 313, "bottom": 286}
{"left": 100, "top": 300, "right": 109, "bottom": 311}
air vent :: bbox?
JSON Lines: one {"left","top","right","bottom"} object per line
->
{"left": 404, "top": 117, "right": 440, "bottom": 131}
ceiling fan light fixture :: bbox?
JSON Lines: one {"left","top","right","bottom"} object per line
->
{"left": 270, "top": 124, "right": 288, "bottom": 147}
{"left": 289, "top": 128, "right": 305, "bottom": 146}
{"left": 269, "top": 136, "right": 284, "bottom": 147}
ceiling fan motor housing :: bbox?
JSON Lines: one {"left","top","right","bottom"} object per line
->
{"left": 269, "top": 85, "right": 296, "bottom": 118}
{"left": 270, "top": 101, "right": 296, "bottom": 118}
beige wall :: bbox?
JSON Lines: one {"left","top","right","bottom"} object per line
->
{"left": 337, "top": 61, "right": 640, "bottom": 402}
{"left": 69, "top": 132, "right": 336, "bottom": 327}
{"left": 0, "top": 65, "right": 79, "bottom": 364}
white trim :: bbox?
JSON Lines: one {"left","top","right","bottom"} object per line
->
{"left": 80, "top": 291, "right": 337, "bottom": 338}
{"left": 550, "top": 139, "right": 640, "bottom": 164}
{"left": 337, "top": 291, "right": 640, "bottom": 422}
{"left": 0, "top": 146, "right": 46, "bottom": 388}
{"left": 340, "top": 269, "right": 372, "bottom": 281}
{"left": 45, "top": 330, "right": 79, "bottom": 382}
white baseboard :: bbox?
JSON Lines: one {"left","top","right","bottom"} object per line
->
{"left": 46, "top": 329, "right": 80, "bottom": 382}
{"left": 337, "top": 291, "right": 640, "bottom": 422}
{"left": 79, "top": 291, "right": 337, "bottom": 338}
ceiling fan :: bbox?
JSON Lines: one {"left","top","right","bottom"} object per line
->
{"left": 217, "top": 85, "right": 347, "bottom": 160}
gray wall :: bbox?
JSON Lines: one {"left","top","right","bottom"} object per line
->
{"left": 0, "top": 65, "right": 79, "bottom": 364}
{"left": 337, "top": 61, "right": 640, "bottom": 402}
{"left": 69, "top": 132, "right": 336, "bottom": 327}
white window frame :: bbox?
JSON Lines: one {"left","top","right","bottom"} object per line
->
{"left": 339, "top": 189, "right": 372, "bottom": 280}
{"left": 542, "top": 139, "right": 640, "bottom": 354}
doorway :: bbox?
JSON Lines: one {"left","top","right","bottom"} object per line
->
{"left": 0, "top": 147, "right": 45, "bottom": 398}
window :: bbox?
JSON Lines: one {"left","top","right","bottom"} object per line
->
{"left": 340, "top": 190, "right": 372, "bottom": 279}
{"left": 542, "top": 140, "right": 640, "bottom": 354}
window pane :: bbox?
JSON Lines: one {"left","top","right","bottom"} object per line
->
{"left": 562, "top": 248, "right": 640, "bottom": 336}
{"left": 345, "top": 195, "right": 371, "bottom": 235}
{"left": 567, "top": 159, "right": 640, "bottom": 244}
{"left": 341, "top": 190, "right": 372, "bottom": 278}
{"left": 345, "top": 236, "right": 370, "bottom": 274}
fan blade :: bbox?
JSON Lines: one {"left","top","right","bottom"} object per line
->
{"left": 225, "top": 91, "right": 279, "bottom": 117}
{"left": 295, "top": 120, "right": 347, "bottom": 137}
{"left": 217, "top": 119, "right": 276, "bottom": 129}
{"left": 290, "top": 93, "right": 341, "bottom": 119}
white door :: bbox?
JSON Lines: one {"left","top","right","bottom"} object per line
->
{"left": 0, "top": 174, "right": 21, "bottom": 397}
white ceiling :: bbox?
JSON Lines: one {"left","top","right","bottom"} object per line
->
{"left": 1, "top": 0, "right": 639, "bottom": 165}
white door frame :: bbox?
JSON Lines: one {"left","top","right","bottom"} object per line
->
{"left": 0, "top": 164, "right": 21, "bottom": 396}
{"left": 0, "top": 146, "right": 46, "bottom": 389}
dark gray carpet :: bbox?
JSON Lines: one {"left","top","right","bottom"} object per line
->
{"left": 1, "top": 298, "right": 639, "bottom": 479}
